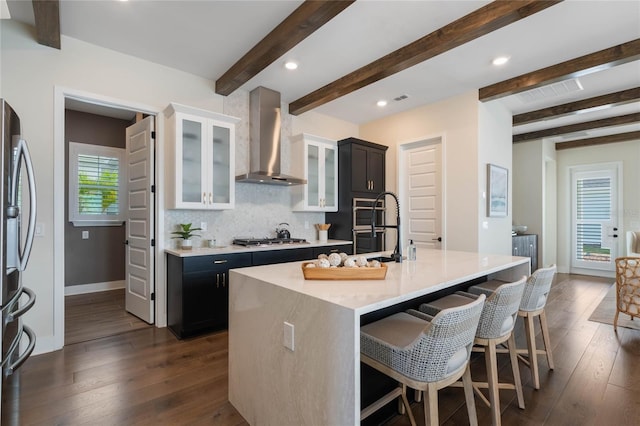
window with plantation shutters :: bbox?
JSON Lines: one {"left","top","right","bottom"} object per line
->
{"left": 69, "top": 142, "right": 126, "bottom": 226}
{"left": 575, "top": 177, "right": 611, "bottom": 262}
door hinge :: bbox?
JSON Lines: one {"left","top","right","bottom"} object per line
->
{"left": 151, "top": 239, "right": 155, "bottom": 247}
{"left": 151, "top": 184, "right": 155, "bottom": 193}
{"left": 124, "top": 240, "right": 129, "bottom": 245}
{"left": 151, "top": 292, "right": 155, "bottom": 301}
{"left": 151, "top": 131, "right": 156, "bottom": 139}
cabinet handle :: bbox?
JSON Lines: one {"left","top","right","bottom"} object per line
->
{"left": 222, "top": 274, "right": 226, "bottom": 287}
{"left": 514, "top": 247, "right": 518, "bottom": 253}
{"left": 202, "top": 192, "right": 207, "bottom": 204}
{"left": 209, "top": 192, "right": 213, "bottom": 204}
{"left": 371, "top": 180, "right": 374, "bottom": 190}
{"left": 216, "top": 274, "right": 219, "bottom": 288}
{"left": 213, "top": 260, "right": 227, "bottom": 264}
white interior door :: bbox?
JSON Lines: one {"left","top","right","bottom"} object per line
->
{"left": 400, "top": 139, "right": 442, "bottom": 249}
{"left": 125, "top": 116, "right": 155, "bottom": 323}
{"left": 571, "top": 164, "right": 620, "bottom": 273}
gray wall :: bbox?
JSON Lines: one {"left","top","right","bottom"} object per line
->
{"left": 64, "top": 110, "right": 130, "bottom": 287}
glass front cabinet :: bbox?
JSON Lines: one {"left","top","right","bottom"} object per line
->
{"left": 164, "top": 103, "right": 239, "bottom": 210}
{"left": 291, "top": 133, "right": 338, "bottom": 212}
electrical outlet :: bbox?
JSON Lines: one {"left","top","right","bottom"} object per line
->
{"left": 283, "top": 322, "right": 295, "bottom": 351}
{"left": 82, "top": 230, "right": 89, "bottom": 239}
{"left": 200, "top": 222, "right": 208, "bottom": 231}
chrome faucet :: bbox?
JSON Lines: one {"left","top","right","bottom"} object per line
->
{"left": 370, "top": 191, "right": 402, "bottom": 263}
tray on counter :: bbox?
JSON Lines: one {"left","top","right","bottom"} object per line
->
{"left": 301, "top": 262, "right": 387, "bottom": 280}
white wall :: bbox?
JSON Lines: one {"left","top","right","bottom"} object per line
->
{"left": 360, "top": 92, "right": 480, "bottom": 252}
{"left": 0, "top": 20, "right": 358, "bottom": 354}
{"left": 556, "top": 139, "right": 640, "bottom": 274}
{"left": 477, "top": 100, "right": 513, "bottom": 256}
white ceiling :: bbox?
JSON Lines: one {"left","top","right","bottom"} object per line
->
{"left": 6, "top": 0, "right": 640, "bottom": 141}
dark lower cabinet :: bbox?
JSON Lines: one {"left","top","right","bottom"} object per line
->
{"left": 167, "top": 244, "right": 351, "bottom": 339}
{"left": 512, "top": 234, "right": 538, "bottom": 272}
{"left": 167, "top": 252, "right": 251, "bottom": 339}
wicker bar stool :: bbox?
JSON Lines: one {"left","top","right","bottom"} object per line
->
{"left": 360, "top": 294, "right": 485, "bottom": 426}
{"left": 614, "top": 257, "right": 640, "bottom": 332}
{"left": 417, "top": 276, "right": 527, "bottom": 426}
{"left": 469, "top": 265, "right": 557, "bottom": 390}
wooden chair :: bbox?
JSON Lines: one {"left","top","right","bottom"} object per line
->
{"left": 469, "top": 265, "right": 557, "bottom": 390}
{"left": 360, "top": 294, "right": 486, "bottom": 426}
{"left": 418, "top": 276, "right": 527, "bottom": 426}
{"left": 614, "top": 257, "right": 640, "bottom": 332}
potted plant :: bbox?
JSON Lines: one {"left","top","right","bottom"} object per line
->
{"left": 171, "top": 223, "right": 202, "bottom": 250}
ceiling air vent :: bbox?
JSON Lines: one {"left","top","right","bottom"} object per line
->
{"left": 517, "top": 79, "right": 583, "bottom": 104}
{"left": 394, "top": 94, "right": 409, "bottom": 102}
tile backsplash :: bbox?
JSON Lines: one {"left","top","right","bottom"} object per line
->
{"left": 164, "top": 88, "right": 324, "bottom": 249}
{"left": 164, "top": 185, "right": 325, "bottom": 249}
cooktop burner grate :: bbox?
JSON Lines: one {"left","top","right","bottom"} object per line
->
{"left": 232, "top": 237, "right": 308, "bottom": 246}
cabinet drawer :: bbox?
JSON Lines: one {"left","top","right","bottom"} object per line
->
{"left": 252, "top": 248, "right": 314, "bottom": 266}
{"left": 312, "top": 244, "right": 352, "bottom": 257}
{"left": 183, "top": 253, "right": 252, "bottom": 273}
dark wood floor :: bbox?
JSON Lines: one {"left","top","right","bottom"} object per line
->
{"left": 65, "top": 289, "right": 151, "bottom": 345}
{"left": 8, "top": 274, "right": 640, "bottom": 425}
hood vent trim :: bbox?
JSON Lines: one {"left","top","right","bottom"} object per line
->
{"left": 236, "top": 87, "right": 306, "bottom": 186}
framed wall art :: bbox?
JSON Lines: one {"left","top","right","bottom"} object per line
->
{"left": 487, "top": 163, "right": 508, "bottom": 217}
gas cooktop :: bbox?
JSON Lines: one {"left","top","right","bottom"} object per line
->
{"left": 232, "top": 237, "right": 308, "bottom": 247}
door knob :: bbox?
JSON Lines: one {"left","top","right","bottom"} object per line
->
{"left": 432, "top": 237, "right": 442, "bottom": 242}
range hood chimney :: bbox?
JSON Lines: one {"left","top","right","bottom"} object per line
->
{"left": 236, "top": 87, "right": 306, "bottom": 186}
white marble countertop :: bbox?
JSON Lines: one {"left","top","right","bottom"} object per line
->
{"left": 165, "top": 239, "right": 352, "bottom": 257}
{"left": 231, "top": 248, "right": 530, "bottom": 315}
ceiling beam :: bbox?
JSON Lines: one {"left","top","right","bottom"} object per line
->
{"left": 513, "top": 112, "right": 640, "bottom": 143}
{"left": 481, "top": 39, "right": 640, "bottom": 102}
{"left": 555, "top": 131, "right": 640, "bottom": 150}
{"left": 32, "top": 0, "right": 60, "bottom": 49}
{"left": 289, "top": 0, "right": 561, "bottom": 116}
{"left": 215, "top": 0, "right": 355, "bottom": 96}
{"left": 513, "top": 87, "right": 640, "bottom": 126}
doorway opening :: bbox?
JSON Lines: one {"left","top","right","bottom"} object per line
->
{"left": 62, "top": 97, "right": 156, "bottom": 345}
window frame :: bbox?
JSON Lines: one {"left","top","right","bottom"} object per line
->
{"left": 68, "top": 141, "right": 126, "bottom": 227}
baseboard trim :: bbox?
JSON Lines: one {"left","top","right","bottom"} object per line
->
{"left": 65, "top": 280, "right": 125, "bottom": 296}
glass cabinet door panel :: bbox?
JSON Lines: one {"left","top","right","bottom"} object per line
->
{"left": 182, "top": 119, "right": 202, "bottom": 203}
{"left": 324, "top": 146, "right": 336, "bottom": 207}
{"left": 307, "top": 144, "right": 319, "bottom": 207}
{"left": 210, "top": 124, "right": 231, "bottom": 204}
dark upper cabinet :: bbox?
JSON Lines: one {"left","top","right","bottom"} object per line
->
{"left": 350, "top": 140, "right": 386, "bottom": 195}
{"left": 326, "top": 138, "right": 388, "bottom": 254}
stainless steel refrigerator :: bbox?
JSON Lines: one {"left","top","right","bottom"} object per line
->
{"left": 1, "top": 99, "right": 37, "bottom": 423}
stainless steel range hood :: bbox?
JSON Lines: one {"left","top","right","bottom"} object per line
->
{"left": 235, "top": 87, "right": 306, "bottom": 186}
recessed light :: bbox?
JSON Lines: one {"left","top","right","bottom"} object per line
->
{"left": 376, "top": 100, "right": 387, "bottom": 107}
{"left": 492, "top": 56, "right": 510, "bottom": 66}
{"left": 284, "top": 61, "right": 298, "bottom": 70}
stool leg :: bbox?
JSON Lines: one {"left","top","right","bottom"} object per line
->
{"left": 507, "top": 334, "right": 525, "bottom": 409}
{"left": 524, "top": 313, "right": 540, "bottom": 390}
{"left": 539, "top": 310, "right": 554, "bottom": 370}
{"left": 462, "top": 365, "right": 478, "bottom": 426}
{"left": 614, "top": 309, "right": 620, "bottom": 332}
{"left": 401, "top": 384, "right": 417, "bottom": 426}
{"left": 485, "top": 342, "right": 501, "bottom": 426}
{"left": 425, "top": 383, "right": 439, "bottom": 426}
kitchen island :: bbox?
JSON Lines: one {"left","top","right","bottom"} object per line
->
{"left": 228, "top": 249, "right": 529, "bottom": 425}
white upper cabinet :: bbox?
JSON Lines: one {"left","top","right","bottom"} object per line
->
{"left": 291, "top": 133, "right": 338, "bottom": 212}
{"left": 164, "top": 103, "right": 239, "bottom": 210}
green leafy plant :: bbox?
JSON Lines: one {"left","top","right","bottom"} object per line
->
{"left": 171, "top": 223, "right": 202, "bottom": 240}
